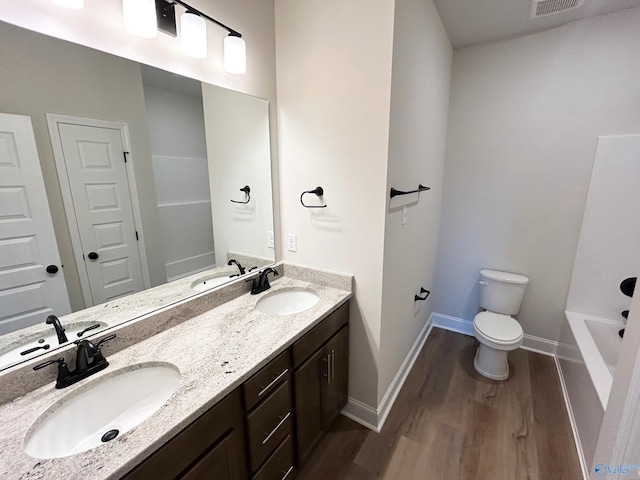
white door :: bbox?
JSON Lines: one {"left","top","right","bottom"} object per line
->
{"left": 0, "top": 113, "right": 71, "bottom": 335}
{"left": 54, "top": 121, "right": 145, "bottom": 306}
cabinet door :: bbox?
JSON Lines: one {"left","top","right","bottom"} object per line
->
{"left": 123, "top": 390, "right": 244, "bottom": 480}
{"left": 293, "top": 347, "right": 326, "bottom": 466}
{"left": 322, "top": 327, "right": 349, "bottom": 430}
{"left": 180, "top": 425, "right": 247, "bottom": 480}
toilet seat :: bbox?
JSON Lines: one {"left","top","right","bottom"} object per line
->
{"left": 473, "top": 311, "right": 523, "bottom": 349}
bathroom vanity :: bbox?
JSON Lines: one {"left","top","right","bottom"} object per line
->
{"left": 0, "top": 264, "right": 352, "bottom": 480}
{"left": 124, "top": 302, "right": 349, "bottom": 480}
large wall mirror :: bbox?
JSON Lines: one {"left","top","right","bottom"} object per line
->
{"left": 0, "top": 20, "right": 275, "bottom": 371}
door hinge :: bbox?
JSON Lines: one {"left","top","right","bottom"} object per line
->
{"left": 123, "top": 151, "right": 129, "bottom": 163}
{"left": 135, "top": 231, "right": 139, "bottom": 241}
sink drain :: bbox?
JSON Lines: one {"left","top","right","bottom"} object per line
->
{"left": 101, "top": 429, "right": 119, "bottom": 443}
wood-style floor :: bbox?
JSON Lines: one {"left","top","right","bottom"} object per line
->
{"left": 297, "top": 328, "right": 583, "bottom": 480}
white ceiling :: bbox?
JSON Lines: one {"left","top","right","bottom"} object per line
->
{"left": 433, "top": 0, "right": 640, "bottom": 48}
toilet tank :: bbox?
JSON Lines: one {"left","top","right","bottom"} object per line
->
{"left": 479, "top": 269, "right": 529, "bottom": 315}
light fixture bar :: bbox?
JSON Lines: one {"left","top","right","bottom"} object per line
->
{"left": 154, "top": 0, "right": 245, "bottom": 74}
{"left": 156, "top": 0, "right": 241, "bottom": 38}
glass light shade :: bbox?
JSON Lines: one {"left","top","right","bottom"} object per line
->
{"left": 181, "top": 12, "right": 207, "bottom": 59}
{"left": 50, "top": 0, "right": 84, "bottom": 8}
{"left": 224, "top": 35, "right": 246, "bottom": 75}
{"left": 123, "top": 0, "right": 157, "bottom": 38}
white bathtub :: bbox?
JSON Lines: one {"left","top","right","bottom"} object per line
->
{"left": 556, "top": 311, "right": 626, "bottom": 470}
{"left": 565, "top": 311, "right": 624, "bottom": 409}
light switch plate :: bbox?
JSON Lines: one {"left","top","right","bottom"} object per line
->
{"left": 402, "top": 206, "right": 408, "bottom": 225}
{"left": 267, "top": 231, "right": 274, "bottom": 249}
{"left": 287, "top": 233, "right": 297, "bottom": 252}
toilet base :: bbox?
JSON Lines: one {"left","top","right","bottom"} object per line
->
{"left": 474, "top": 344, "right": 510, "bottom": 381}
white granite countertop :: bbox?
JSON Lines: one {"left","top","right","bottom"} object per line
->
{"left": 0, "top": 272, "right": 352, "bottom": 480}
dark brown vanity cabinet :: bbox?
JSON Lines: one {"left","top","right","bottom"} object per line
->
{"left": 292, "top": 302, "right": 349, "bottom": 467}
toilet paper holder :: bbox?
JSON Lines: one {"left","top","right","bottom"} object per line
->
{"left": 415, "top": 287, "right": 430, "bottom": 302}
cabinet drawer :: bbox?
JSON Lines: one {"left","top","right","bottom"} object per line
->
{"left": 253, "top": 435, "right": 296, "bottom": 480}
{"left": 293, "top": 301, "right": 348, "bottom": 368}
{"left": 123, "top": 389, "right": 243, "bottom": 480}
{"left": 246, "top": 379, "right": 293, "bottom": 472}
{"left": 243, "top": 349, "right": 291, "bottom": 411}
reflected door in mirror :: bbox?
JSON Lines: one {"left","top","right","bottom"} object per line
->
{"left": 52, "top": 119, "right": 145, "bottom": 306}
{"left": 0, "top": 113, "right": 71, "bottom": 335}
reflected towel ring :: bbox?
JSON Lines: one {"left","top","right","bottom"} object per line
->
{"left": 231, "top": 185, "right": 251, "bottom": 204}
{"left": 300, "top": 186, "right": 327, "bottom": 208}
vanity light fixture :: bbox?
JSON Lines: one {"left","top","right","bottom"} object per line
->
{"left": 50, "top": 0, "right": 84, "bottom": 9}
{"left": 123, "top": 0, "right": 158, "bottom": 38}
{"left": 155, "top": 0, "right": 246, "bottom": 74}
{"left": 223, "top": 34, "right": 246, "bottom": 75}
{"left": 180, "top": 10, "right": 207, "bottom": 59}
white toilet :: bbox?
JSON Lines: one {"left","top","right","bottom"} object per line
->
{"left": 472, "top": 269, "right": 529, "bottom": 380}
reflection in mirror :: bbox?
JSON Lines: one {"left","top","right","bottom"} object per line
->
{"left": 0, "top": 21, "right": 275, "bottom": 371}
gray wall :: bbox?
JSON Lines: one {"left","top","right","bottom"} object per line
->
{"left": 143, "top": 82, "right": 215, "bottom": 280}
{"left": 432, "top": 7, "right": 640, "bottom": 341}
{"left": 275, "top": 0, "right": 396, "bottom": 408}
{"left": 379, "top": 0, "right": 452, "bottom": 403}
{"left": 0, "top": 22, "right": 166, "bottom": 311}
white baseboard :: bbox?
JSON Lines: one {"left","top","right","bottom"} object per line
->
{"left": 554, "top": 356, "right": 589, "bottom": 479}
{"left": 341, "top": 316, "right": 433, "bottom": 432}
{"left": 431, "top": 312, "right": 558, "bottom": 357}
{"left": 521, "top": 334, "right": 558, "bottom": 356}
{"left": 431, "top": 312, "right": 473, "bottom": 335}
{"left": 376, "top": 319, "right": 433, "bottom": 431}
{"left": 341, "top": 397, "right": 379, "bottom": 432}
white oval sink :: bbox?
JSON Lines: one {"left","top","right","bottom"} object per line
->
{"left": 191, "top": 275, "right": 232, "bottom": 292}
{"left": 25, "top": 364, "right": 180, "bottom": 459}
{"left": 256, "top": 288, "right": 320, "bottom": 316}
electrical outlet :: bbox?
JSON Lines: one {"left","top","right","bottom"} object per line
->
{"left": 402, "top": 206, "right": 408, "bottom": 225}
{"left": 287, "top": 233, "right": 297, "bottom": 252}
{"left": 267, "top": 231, "right": 274, "bottom": 249}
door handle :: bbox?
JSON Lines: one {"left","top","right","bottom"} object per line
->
{"left": 331, "top": 350, "right": 335, "bottom": 380}
{"left": 46, "top": 265, "right": 59, "bottom": 274}
{"left": 87, "top": 252, "right": 99, "bottom": 260}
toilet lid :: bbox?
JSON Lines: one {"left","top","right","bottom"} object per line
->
{"left": 474, "top": 311, "right": 523, "bottom": 342}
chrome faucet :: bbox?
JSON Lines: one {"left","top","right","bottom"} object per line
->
{"left": 228, "top": 259, "right": 246, "bottom": 275}
{"left": 33, "top": 334, "right": 116, "bottom": 389}
{"left": 249, "top": 267, "right": 279, "bottom": 295}
{"left": 46, "top": 315, "right": 68, "bottom": 344}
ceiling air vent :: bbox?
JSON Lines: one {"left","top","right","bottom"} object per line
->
{"left": 530, "top": 0, "right": 584, "bottom": 17}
